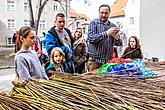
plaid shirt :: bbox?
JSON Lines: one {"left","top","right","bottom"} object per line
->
{"left": 87, "top": 19, "right": 116, "bottom": 64}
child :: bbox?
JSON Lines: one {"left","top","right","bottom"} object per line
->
{"left": 15, "top": 26, "right": 48, "bottom": 81}
{"left": 45, "top": 47, "right": 75, "bottom": 78}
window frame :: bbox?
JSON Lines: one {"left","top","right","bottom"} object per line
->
{"left": 7, "top": 37, "right": 15, "bottom": 45}
{"left": 7, "top": 0, "right": 16, "bottom": 11}
{"left": 76, "top": 21, "right": 80, "bottom": 27}
{"left": 39, "top": 20, "right": 46, "bottom": 29}
{"left": 24, "top": 19, "right": 30, "bottom": 26}
{"left": 130, "top": 17, "right": 134, "bottom": 25}
{"left": 7, "top": 19, "right": 16, "bottom": 28}
{"left": 24, "top": 0, "right": 29, "bottom": 12}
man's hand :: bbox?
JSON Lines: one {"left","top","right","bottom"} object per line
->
{"left": 113, "top": 32, "right": 120, "bottom": 40}
{"left": 106, "top": 27, "right": 119, "bottom": 38}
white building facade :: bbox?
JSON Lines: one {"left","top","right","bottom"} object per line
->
{"left": 0, "top": 0, "right": 71, "bottom": 46}
{"left": 124, "top": 0, "right": 165, "bottom": 61}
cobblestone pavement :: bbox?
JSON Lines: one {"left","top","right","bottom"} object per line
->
{"left": 0, "top": 68, "right": 15, "bottom": 92}
{"left": 0, "top": 47, "right": 15, "bottom": 92}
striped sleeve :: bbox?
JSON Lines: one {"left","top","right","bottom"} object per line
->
{"left": 87, "top": 20, "right": 107, "bottom": 43}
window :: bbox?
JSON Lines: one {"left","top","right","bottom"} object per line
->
{"left": 7, "top": 37, "right": 14, "bottom": 45}
{"left": 24, "top": 19, "right": 30, "bottom": 26}
{"left": 24, "top": 0, "right": 29, "bottom": 11}
{"left": 76, "top": 22, "right": 80, "bottom": 27}
{"left": 7, "top": 19, "right": 15, "bottom": 28}
{"left": 130, "top": 17, "right": 134, "bottom": 25}
{"left": 7, "top": 0, "right": 16, "bottom": 11}
{"left": 39, "top": 20, "right": 46, "bottom": 29}
{"left": 54, "top": 5, "right": 58, "bottom": 11}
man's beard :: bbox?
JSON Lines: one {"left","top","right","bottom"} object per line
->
{"left": 101, "top": 17, "right": 107, "bottom": 23}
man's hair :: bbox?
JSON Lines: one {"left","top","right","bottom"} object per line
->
{"left": 99, "top": 4, "right": 111, "bottom": 12}
{"left": 55, "top": 13, "right": 65, "bottom": 20}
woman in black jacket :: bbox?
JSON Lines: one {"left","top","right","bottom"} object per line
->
{"left": 122, "top": 36, "right": 143, "bottom": 60}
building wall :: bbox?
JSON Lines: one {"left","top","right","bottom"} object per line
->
{"left": 124, "top": 0, "right": 140, "bottom": 38}
{"left": 140, "top": 0, "right": 165, "bottom": 61}
{"left": 0, "top": 0, "right": 70, "bottom": 46}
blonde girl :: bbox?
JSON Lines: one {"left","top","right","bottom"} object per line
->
{"left": 45, "top": 47, "right": 75, "bottom": 78}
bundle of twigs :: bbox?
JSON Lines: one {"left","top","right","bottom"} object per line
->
{"left": 0, "top": 93, "right": 33, "bottom": 110}
{"left": 6, "top": 74, "right": 165, "bottom": 110}
{"left": 75, "top": 74, "right": 165, "bottom": 109}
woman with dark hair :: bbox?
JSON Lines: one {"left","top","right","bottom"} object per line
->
{"left": 122, "top": 36, "right": 143, "bottom": 60}
{"left": 15, "top": 26, "right": 48, "bottom": 81}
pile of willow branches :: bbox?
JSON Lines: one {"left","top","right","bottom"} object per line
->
{"left": 0, "top": 74, "right": 162, "bottom": 110}
{"left": 0, "top": 93, "right": 33, "bottom": 110}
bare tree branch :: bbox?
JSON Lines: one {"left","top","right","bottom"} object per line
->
{"left": 28, "top": 0, "right": 69, "bottom": 35}
{"left": 35, "top": 0, "right": 50, "bottom": 34}
{"left": 28, "top": 0, "right": 35, "bottom": 28}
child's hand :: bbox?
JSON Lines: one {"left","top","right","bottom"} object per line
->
{"left": 52, "top": 71, "right": 64, "bottom": 74}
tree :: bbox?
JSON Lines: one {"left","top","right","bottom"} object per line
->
{"left": 28, "top": 0, "right": 63, "bottom": 35}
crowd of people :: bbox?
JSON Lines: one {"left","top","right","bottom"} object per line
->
{"left": 14, "top": 4, "right": 143, "bottom": 81}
